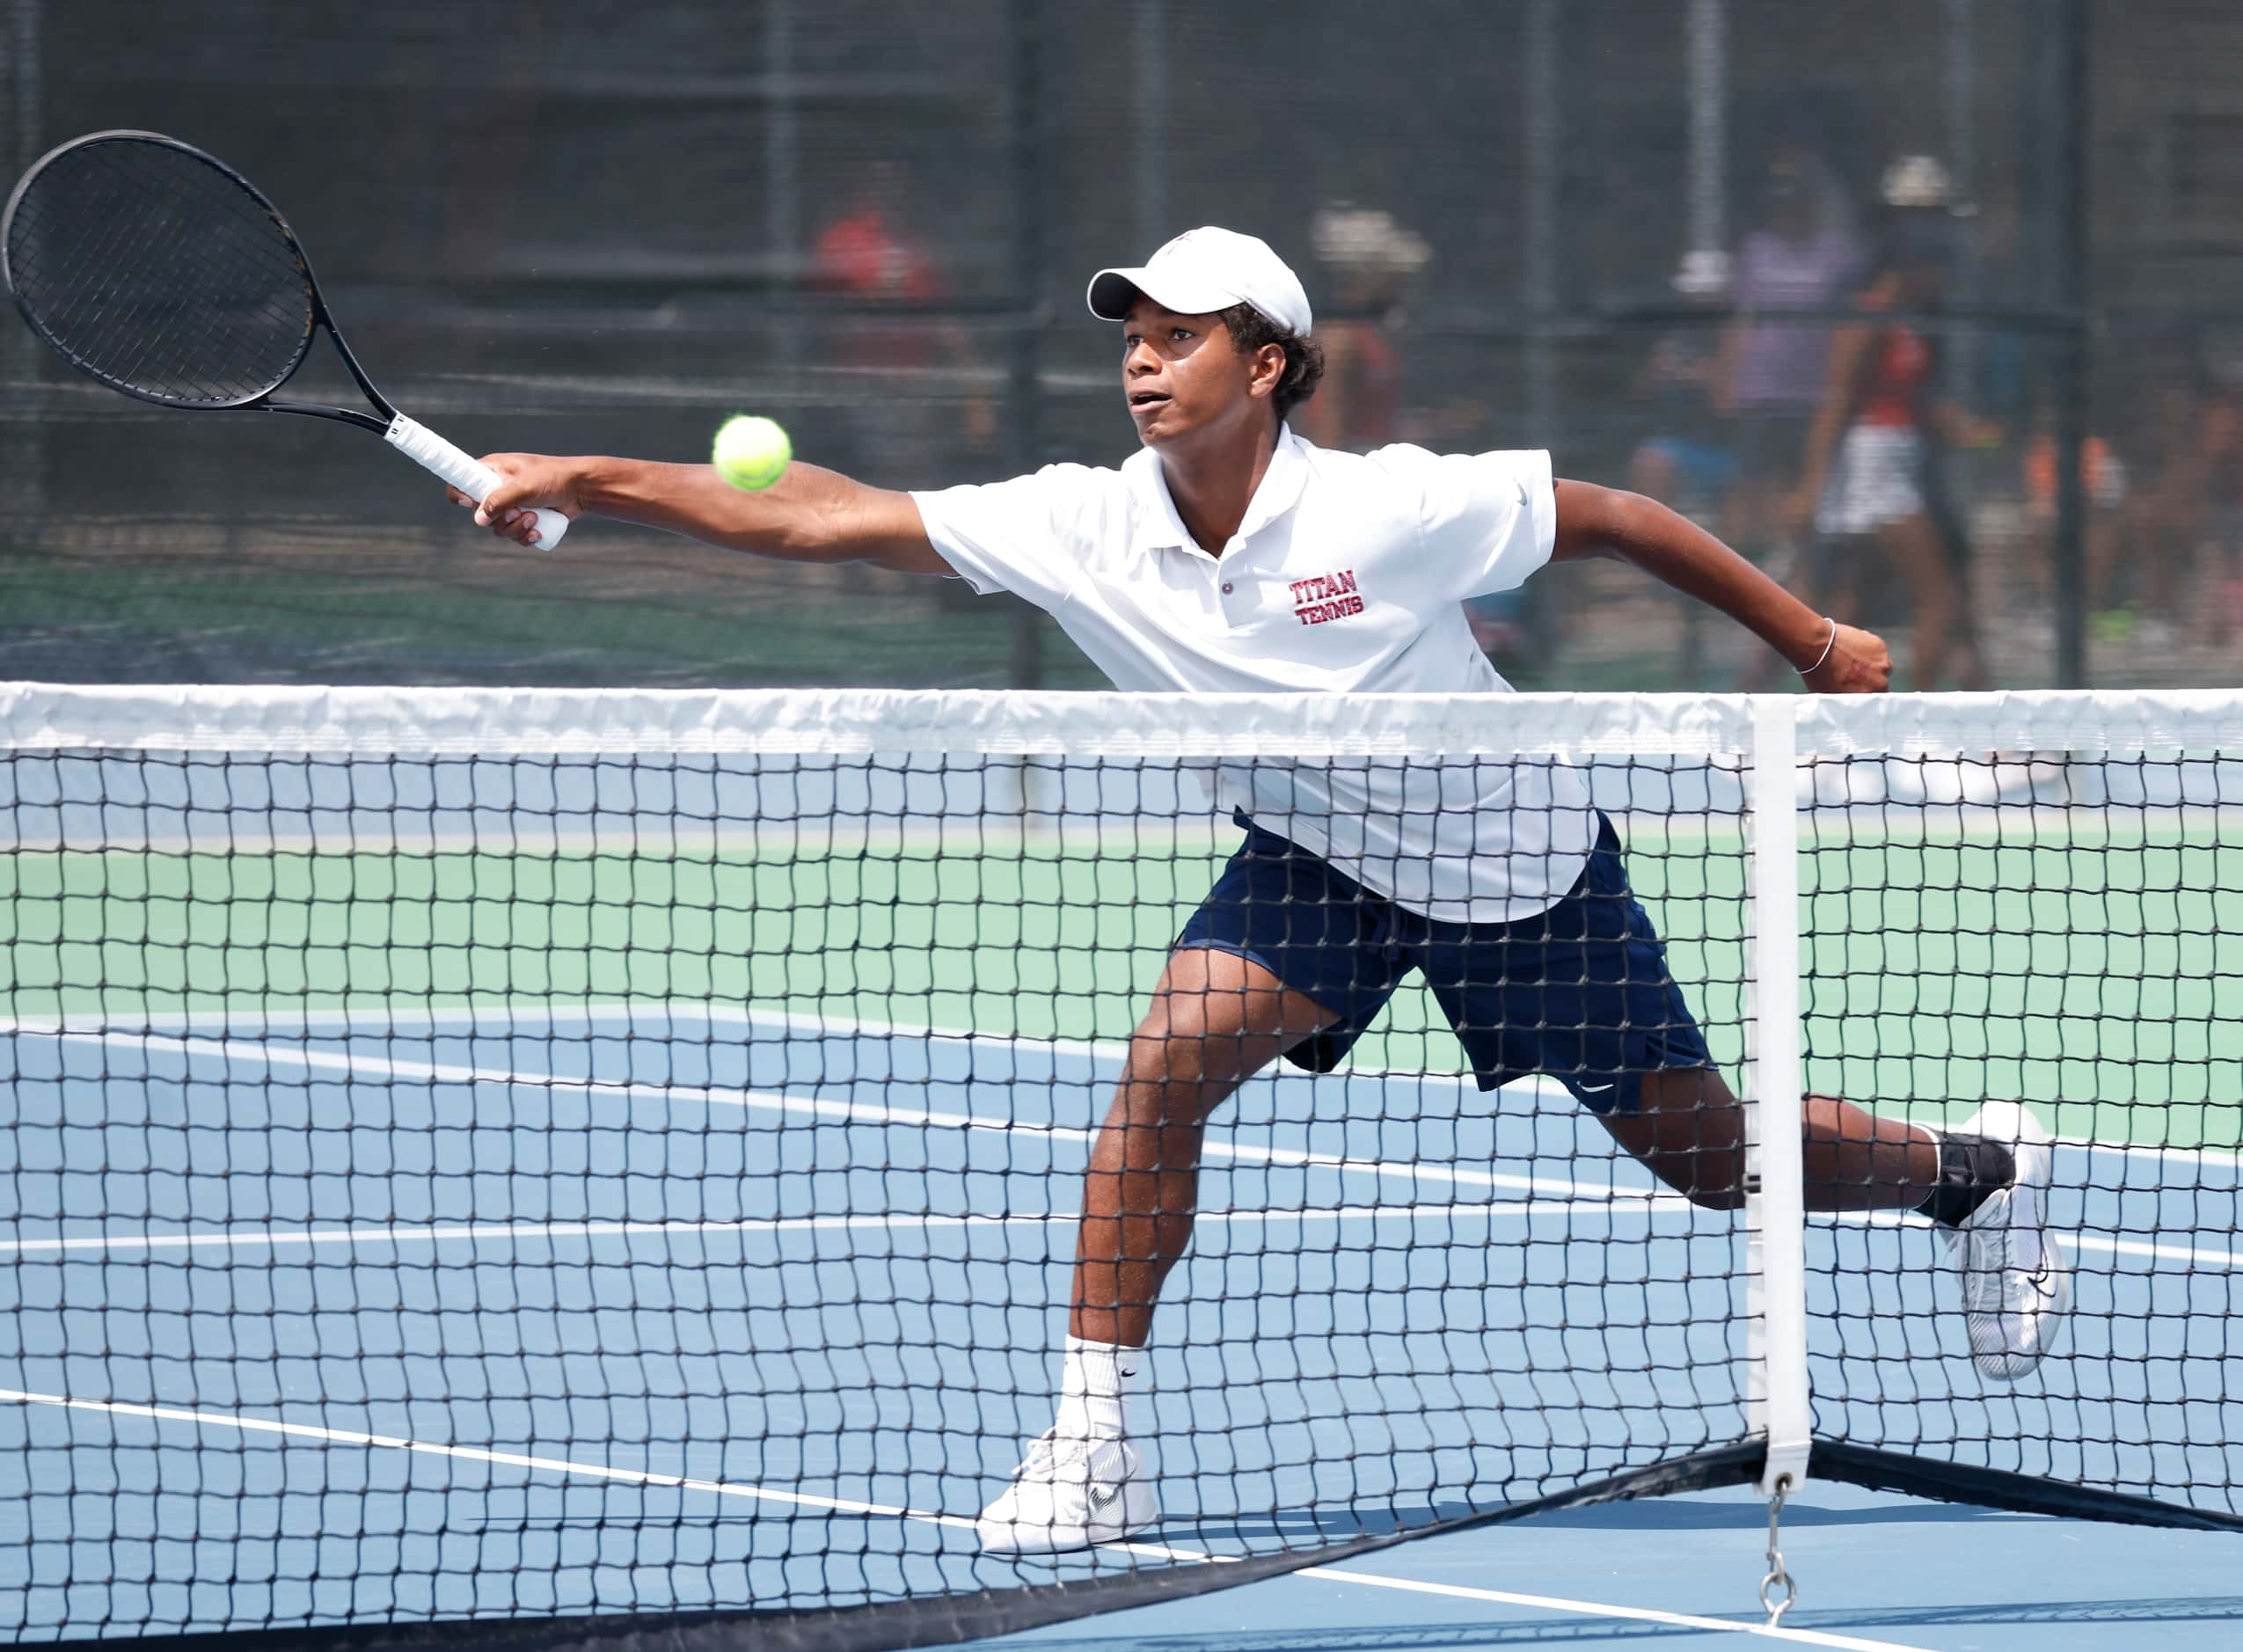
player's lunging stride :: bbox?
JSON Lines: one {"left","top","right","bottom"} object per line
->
{"left": 457, "top": 226, "right": 2071, "bottom": 1557}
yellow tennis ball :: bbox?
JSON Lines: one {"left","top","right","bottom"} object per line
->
{"left": 712, "top": 414, "right": 792, "bottom": 491}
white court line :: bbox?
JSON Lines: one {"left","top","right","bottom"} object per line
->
{"left": 9, "top": 997, "right": 2235, "bottom": 1173}
{"left": 1289, "top": 1567, "right": 1940, "bottom": 1651}
{"left": 0, "top": 1385, "right": 970, "bottom": 1526}
{"left": 0, "top": 1385, "right": 1932, "bottom": 1650}
{"left": 2095, "top": 1234, "right": 2243, "bottom": 1269}
{"left": 34, "top": 1029, "right": 1687, "bottom": 1210}
{"left": 22, "top": 1027, "right": 2242, "bottom": 1270}
{"left": 1824, "top": 1209, "right": 2243, "bottom": 1271}
{"left": 5, "top": 1001, "right": 1114, "bottom": 1060}
{"left": 726, "top": 1007, "right": 2243, "bottom": 1174}
{"left": 2048, "top": 1131, "right": 2243, "bottom": 1173}
{"left": 0, "top": 1199, "right": 1576, "bottom": 1261}
{"left": 12, "top": 1198, "right": 2235, "bottom": 1272}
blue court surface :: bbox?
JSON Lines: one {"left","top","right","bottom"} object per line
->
{"left": 973, "top": 1478, "right": 2243, "bottom": 1652}
{"left": 1, "top": 1004, "right": 2238, "bottom": 1648}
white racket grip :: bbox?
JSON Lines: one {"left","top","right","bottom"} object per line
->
{"left": 384, "top": 413, "right": 571, "bottom": 548}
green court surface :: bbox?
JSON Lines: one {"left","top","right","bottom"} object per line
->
{"left": 6, "top": 816, "right": 2238, "bottom": 1151}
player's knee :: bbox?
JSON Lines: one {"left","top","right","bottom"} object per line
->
{"left": 1114, "top": 1029, "right": 1224, "bottom": 1120}
{"left": 1127, "top": 1002, "right": 1260, "bottom": 1090}
{"left": 1119, "top": 1058, "right": 1242, "bottom": 1126}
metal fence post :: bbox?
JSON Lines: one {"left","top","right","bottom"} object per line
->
{"left": 0, "top": 0, "right": 44, "bottom": 542}
{"left": 2052, "top": 0, "right": 2090, "bottom": 689}
{"left": 1007, "top": 0, "right": 1046, "bottom": 691}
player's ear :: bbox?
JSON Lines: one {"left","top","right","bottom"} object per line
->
{"left": 1246, "top": 342, "right": 1287, "bottom": 401}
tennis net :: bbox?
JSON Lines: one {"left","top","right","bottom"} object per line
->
{"left": 1, "top": 683, "right": 2238, "bottom": 1648}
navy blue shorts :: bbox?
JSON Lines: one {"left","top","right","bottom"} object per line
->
{"left": 1173, "top": 814, "right": 1714, "bottom": 1115}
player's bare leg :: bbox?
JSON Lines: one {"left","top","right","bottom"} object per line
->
{"left": 979, "top": 948, "right": 1334, "bottom": 1553}
{"left": 1070, "top": 948, "right": 1337, "bottom": 1347}
{"left": 1603, "top": 1069, "right": 2067, "bottom": 1379}
{"left": 1599, "top": 1069, "right": 1936, "bottom": 1210}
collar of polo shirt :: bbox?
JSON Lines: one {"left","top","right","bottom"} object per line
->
{"left": 1126, "top": 426, "right": 1313, "bottom": 559}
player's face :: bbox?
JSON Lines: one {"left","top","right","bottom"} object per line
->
{"left": 1119, "top": 297, "right": 1264, "bottom": 449}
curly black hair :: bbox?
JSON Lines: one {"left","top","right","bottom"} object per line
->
{"left": 1216, "top": 303, "right": 1326, "bottom": 420}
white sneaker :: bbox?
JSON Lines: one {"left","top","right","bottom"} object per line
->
{"left": 975, "top": 1428, "right": 1158, "bottom": 1554}
{"left": 1942, "top": 1101, "right": 2071, "bottom": 1381}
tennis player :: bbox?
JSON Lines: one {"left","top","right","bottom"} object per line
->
{"left": 460, "top": 226, "right": 2070, "bottom": 1555}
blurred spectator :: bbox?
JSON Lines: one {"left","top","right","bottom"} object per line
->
{"left": 815, "top": 161, "right": 941, "bottom": 347}
{"left": 1712, "top": 146, "right": 1867, "bottom": 548}
{"left": 2020, "top": 403, "right": 2130, "bottom": 638}
{"left": 1785, "top": 157, "right": 1998, "bottom": 691}
{"left": 2108, "top": 371, "right": 2243, "bottom": 654}
{"left": 1621, "top": 259, "right": 1750, "bottom": 685}
{"left": 1297, "top": 203, "right": 1430, "bottom": 451}
{"left": 2193, "top": 377, "right": 2243, "bottom": 652}
{"left": 813, "top": 160, "right": 994, "bottom": 476}
{"left": 1627, "top": 259, "right": 1740, "bottom": 529}
{"left": 1964, "top": 195, "right": 2033, "bottom": 428}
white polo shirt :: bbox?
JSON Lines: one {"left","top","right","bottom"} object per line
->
{"left": 910, "top": 428, "right": 1596, "bottom": 922}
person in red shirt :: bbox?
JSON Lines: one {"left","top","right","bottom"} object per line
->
{"left": 1786, "top": 161, "right": 1997, "bottom": 690}
{"left": 813, "top": 161, "right": 994, "bottom": 459}
{"left": 815, "top": 161, "right": 941, "bottom": 364}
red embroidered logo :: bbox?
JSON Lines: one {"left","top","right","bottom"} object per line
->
{"left": 1290, "top": 568, "right": 1363, "bottom": 625}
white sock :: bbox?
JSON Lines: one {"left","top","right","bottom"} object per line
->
{"left": 1053, "top": 1336, "right": 1147, "bottom": 1441}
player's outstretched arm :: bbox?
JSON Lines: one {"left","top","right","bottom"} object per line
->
{"left": 1549, "top": 478, "right": 1890, "bottom": 692}
{"left": 451, "top": 455, "right": 952, "bottom": 576}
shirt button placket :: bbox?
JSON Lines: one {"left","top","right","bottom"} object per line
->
{"left": 1218, "top": 562, "right": 1244, "bottom": 629}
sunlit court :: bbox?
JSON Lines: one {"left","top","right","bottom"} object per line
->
{"left": 5, "top": 4, "right": 2243, "bottom": 1648}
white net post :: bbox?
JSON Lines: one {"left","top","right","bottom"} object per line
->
{"left": 1745, "top": 694, "right": 1812, "bottom": 1498}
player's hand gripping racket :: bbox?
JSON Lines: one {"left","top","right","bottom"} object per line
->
{"left": 2, "top": 129, "right": 570, "bottom": 547}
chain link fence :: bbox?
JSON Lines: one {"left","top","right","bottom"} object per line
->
{"left": 4, "top": 0, "right": 2234, "bottom": 690}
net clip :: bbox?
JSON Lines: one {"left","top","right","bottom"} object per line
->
{"left": 1758, "top": 1473, "right": 1798, "bottom": 1626}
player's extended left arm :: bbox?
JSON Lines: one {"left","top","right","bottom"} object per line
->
{"left": 1549, "top": 479, "right": 1890, "bottom": 692}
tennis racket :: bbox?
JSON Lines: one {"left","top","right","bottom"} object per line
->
{"left": 2, "top": 129, "right": 570, "bottom": 547}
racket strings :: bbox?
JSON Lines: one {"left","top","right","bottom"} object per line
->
{"left": 8, "top": 137, "right": 314, "bottom": 405}
{"left": 84, "top": 150, "right": 310, "bottom": 401}
{"left": 20, "top": 172, "right": 296, "bottom": 405}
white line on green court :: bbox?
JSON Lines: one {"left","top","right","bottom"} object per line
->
{"left": 0, "top": 1385, "right": 1938, "bottom": 1651}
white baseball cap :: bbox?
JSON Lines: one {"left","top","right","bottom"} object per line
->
{"left": 1086, "top": 227, "right": 1313, "bottom": 336}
